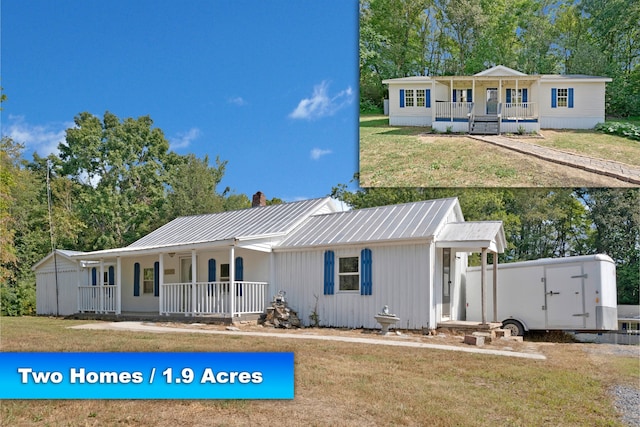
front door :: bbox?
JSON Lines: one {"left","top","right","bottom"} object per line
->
{"left": 486, "top": 88, "right": 498, "bottom": 115}
{"left": 442, "top": 248, "right": 451, "bottom": 318}
{"left": 180, "top": 257, "right": 193, "bottom": 283}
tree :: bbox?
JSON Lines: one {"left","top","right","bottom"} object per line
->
{"left": 58, "top": 111, "right": 172, "bottom": 248}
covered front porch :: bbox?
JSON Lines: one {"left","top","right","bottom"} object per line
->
{"left": 431, "top": 68, "right": 541, "bottom": 134}
{"left": 73, "top": 242, "right": 271, "bottom": 319}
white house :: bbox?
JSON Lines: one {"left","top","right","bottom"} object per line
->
{"left": 382, "top": 65, "right": 612, "bottom": 134}
{"left": 34, "top": 195, "right": 506, "bottom": 330}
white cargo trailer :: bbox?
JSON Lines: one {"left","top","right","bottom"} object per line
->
{"left": 465, "top": 254, "right": 618, "bottom": 335}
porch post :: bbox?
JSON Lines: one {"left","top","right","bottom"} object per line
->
{"left": 229, "top": 245, "right": 235, "bottom": 319}
{"left": 492, "top": 251, "right": 498, "bottom": 322}
{"left": 116, "top": 257, "right": 122, "bottom": 315}
{"left": 191, "top": 250, "right": 197, "bottom": 316}
{"left": 450, "top": 77, "right": 454, "bottom": 123}
{"left": 99, "top": 259, "right": 105, "bottom": 313}
{"left": 76, "top": 261, "right": 81, "bottom": 313}
{"left": 481, "top": 248, "right": 487, "bottom": 325}
{"left": 159, "top": 253, "right": 164, "bottom": 316}
{"left": 431, "top": 81, "right": 436, "bottom": 124}
{"left": 515, "top": 79, "right": 519, "bottom": 127}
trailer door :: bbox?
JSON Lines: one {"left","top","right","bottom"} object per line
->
{"left": 545, "top": 264, "right": 586, "bottom": 329}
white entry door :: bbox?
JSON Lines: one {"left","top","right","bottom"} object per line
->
{"left": 486, "top": 88, "right": 498, "bottom": 114}
{"left": 180, "top": 258, "right": 193, "bottom": 283}
{"left": 442, "top": 248, "right": 451, "bottom": 318}
{"left": 545, "top": 265, "right": 585, "bottom": 329}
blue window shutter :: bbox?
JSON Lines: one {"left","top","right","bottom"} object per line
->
{"left": 399, "top": 89, "right": 405, "bottom": 108}
{"left": 506, "top": 89, "right": 512, "bottom": 104}
{"left": 154, "top": 261, "right": 160, "bottom": 297}
{"left": 208, "top": 259, "right": 216, "bottom": 282}
{"left": 360, "top": 248, "right": 372, "bottom": 296}
{"left": 324, "top": 250, "right": 335, "bottom": 295}
{"left": 235, "top": 257, "right": 243, "bottom": 296}
{"left": 452, "top": 90, "right": 457, "bottom": 102}
{"left": 426, "top": 89, "right": 431, "bottom": 108}
{"left": 108, "top": 266, "right": 114, "bottom": 285}
{"left": 467, "top": 89, "right": 472, "bottom": 103}
{"left": 91, "top": 268, "right": 97, "bottom": 286}
{"left": 522, "top": 88, "right": 528, "bottom": 103}
{"left": 551, "top": 88, "right": 557, "bottom": 108}
{"left": 133, "top": 263, "right": 140, "bottom": 296}
{"left": 568, "top": 88, "right": 574, "bottom": 108}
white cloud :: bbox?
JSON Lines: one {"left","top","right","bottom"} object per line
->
{"left": 3, "top": 115, "right": 69, "bottom": 156}
{"left": 228, "top": 96, "right": 247, "bottom": 106}
{"left": 170, "top": 128, "right": 201, "bottom": 150}
{"left": 289, "top": 81, "right": 354, "bottom": 120}
{"left": 310, "top": 148, "right": 332, "bottom": 160}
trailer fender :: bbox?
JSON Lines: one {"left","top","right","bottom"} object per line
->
{"left": 502, "top": 318, "right": 527, "bottom": 336}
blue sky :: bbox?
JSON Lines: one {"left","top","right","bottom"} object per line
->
{"left": 1, "top": 0, "right": 359, "bottom": 201}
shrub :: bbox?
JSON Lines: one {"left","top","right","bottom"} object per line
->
{"left": 595, "top": 122, "right": 640, "bottom": 141}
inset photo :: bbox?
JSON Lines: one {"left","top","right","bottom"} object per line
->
{"left": 359, "top": 3, "right": 640, "bottom": 187}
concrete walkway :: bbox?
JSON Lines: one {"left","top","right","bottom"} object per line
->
{"left": 468, "top": 134, "right": 640, "bottom": 185}
{"left": 70, "top": 321, "right": 547, "bottom": 360}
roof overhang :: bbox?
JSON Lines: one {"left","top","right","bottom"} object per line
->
{"left": 435, "top": 222, "right": 506, "bottom": 254}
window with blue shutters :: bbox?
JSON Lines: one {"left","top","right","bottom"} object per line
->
{"left": 208, "top": 259, "right": 216, "bottom": 282}
{"left": 108, "top": 266, "right": 115, "bottom": 285}
{"left": 91, "top": 267, "right": 97, "bottom": 286}
{"left": 552, "top": 88, "right": 572, "bottom": 108}
{"left": 426, "top": 89, "right": 431, "bottom": 107}
{"left": 323, "top": 250, "right": 335, "bottom": 295}
{"left": 399, "top": 89, "right": 405, "bottom": 108}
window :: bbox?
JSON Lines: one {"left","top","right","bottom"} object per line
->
{"left": 507, "top": 88, "right": 525, "bottom": 104}
{"left": 338, "top": 256, "right": 359, "bottom": 291}
{"left": 405, "top": 89, "right": 414, "bottom": 107}
{"left": 143, "top": 268, "right": 154, "bottom": 294}
{"left": 416, "top": 89, "right": 425, "bottom": 107}
{"left": 221, "top": 264, "right": 230, "bottom": 281}
{"left": 556, "top": 88, "right": 568, "bottom": 107}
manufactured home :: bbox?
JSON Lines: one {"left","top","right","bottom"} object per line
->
{"left": 465, "top": 254, "right": 618, "bottom": 335}
{"left": 34, "top": 195, "right": 506, "bottom": 330}
{"left": 382, "top": 65, "right": 612, "bottom": 134}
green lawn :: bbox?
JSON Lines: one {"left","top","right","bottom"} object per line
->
{"left": 1, "top": 316, "right": 637, "bottom": 426}
{"left": 359, "top": 115, "right": 639, "bottom": 187}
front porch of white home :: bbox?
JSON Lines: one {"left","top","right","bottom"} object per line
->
{"left": 75, "top": 245, "right": 270, "bottom": 319}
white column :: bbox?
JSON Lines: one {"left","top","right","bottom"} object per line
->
{"left": 229, "top": 246, "right": 235, "bottom": 319}
{"left": 515, "top": 79, "right": 519, "bottom": 126}
{"left": 116, "top": 257, "right": 122, "bottom": 315}
{"left": 99, "top": 259, "right": 104, "bottom": 313}
{"left": 191, "top": 250, "right": 197, "bottom": 316}
{"left": 76, "top": 261, "right": 81, "bottom": 313}
{"left": 481, "top": 248, "right": 487, "bottom": 325}
{"left": 159, "top": 253, "right": 164, "bottom": 316}
{"left": 269, "top": 251, "right": 275, "bottom": 307}
{"left": 431, "top": 81, "right": 436, "bottom": 124}
{"left": 450, "top": 77, "right": 454, "bottom": 123}
{"left": 492, "top": 251, "right": 498, "bottom": 323}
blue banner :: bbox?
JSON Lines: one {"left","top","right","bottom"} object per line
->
{"left": 0, "top": 352, "right": 294, "bottom": 399}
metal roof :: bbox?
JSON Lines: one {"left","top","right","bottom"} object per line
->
{"left": 435, "top": 222, "right": 506, "bottom": 253}
{"left": 127, "top": 197, "right": 334, "bottom": 249}
{"left": 276, "top": 198, "right": 461, "bottom": 249}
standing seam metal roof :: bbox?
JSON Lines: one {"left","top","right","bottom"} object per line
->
{"left": 127, "top": 197, "right": 333, "bottom": 249}
{"left": 276, "top": 198, "right": 460, "bottom": 248}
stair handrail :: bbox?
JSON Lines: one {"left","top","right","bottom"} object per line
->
{"left": 497, "top": 103, "right": 502, "bottom": 135}
{"left": 467, "top": 102, "right": 475, "bottom": 134}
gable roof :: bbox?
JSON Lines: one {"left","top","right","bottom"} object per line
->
{"left": 76, "top": 198, "right": 337, "bottom": 258}
{"left": 276, "top": 197, "right": 463, "bottom": 249}
{"left": 474, "top": 65, "right": 527, "bottom": 77}
{"left": 435, "top": 222, "right": 506, "bottom": 253}
{"left": 32, "top": 249, "right": 86, "bottom": 270}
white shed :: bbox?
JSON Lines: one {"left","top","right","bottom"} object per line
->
{"left": 33, "top": 249, "right": 86, "bottom": 316}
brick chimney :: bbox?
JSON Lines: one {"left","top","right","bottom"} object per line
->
{"left": 252, "top": 191, "right": 266, "bottom": 207}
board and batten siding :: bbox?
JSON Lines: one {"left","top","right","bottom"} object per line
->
{"left": 387, "top": 83, "right": 433, "bottom": 127}
{"left": 36, "top": 255, "right": 82, "bottom": 316}
{"left": 539, "top": 81, "right": 606, "bottom": 129}
{"left": 274, "top": 243, "right": 435, "bottom": 330}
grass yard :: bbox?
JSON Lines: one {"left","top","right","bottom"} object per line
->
{"left": 359, "top": 115, "right": 639, "bottom": 187}
{"left": 1, "top": 316, "right": 638, "bottom": 426}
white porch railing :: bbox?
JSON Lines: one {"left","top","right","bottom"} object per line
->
{"left": 161, "top": 281, "right": 268, "bottom": 316}
{"left": 78, "top": 285, "right": 117, "bottom": 313}
{"left": 503, "top": 102, "right": 537, "bottom": 119}
{"left": 435, "top": 102, "right": 474, "bottom": 120}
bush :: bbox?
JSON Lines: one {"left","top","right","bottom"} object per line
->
{"left": 360, "top": 97, "right": 383, "bottom": 114}
{"left": 595, "top": 122, "right": 640, "bottom": 141}
{"left": 0, "top": 279, "right": 36, "bottom": 316}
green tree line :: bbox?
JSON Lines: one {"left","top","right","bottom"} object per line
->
{"left": 360, "top": 0, "right": 640, "bottom": 117}
{"left": 332, "top": 182, "right": 640, "bottom": 304}
{"left": 0, "top": 111, "right": 257, "bottom": 315}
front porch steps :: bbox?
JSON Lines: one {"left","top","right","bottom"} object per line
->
{"left": 469, "top": 115, "right": 499, "bottom": 135}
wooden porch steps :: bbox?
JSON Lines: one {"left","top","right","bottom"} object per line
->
{"left": 469, "top": 115, "right": 499, "bottom": 135}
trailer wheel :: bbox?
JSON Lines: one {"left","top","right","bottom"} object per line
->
{"left": 502, "top": 320, "right": 524, "bottom": 336}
